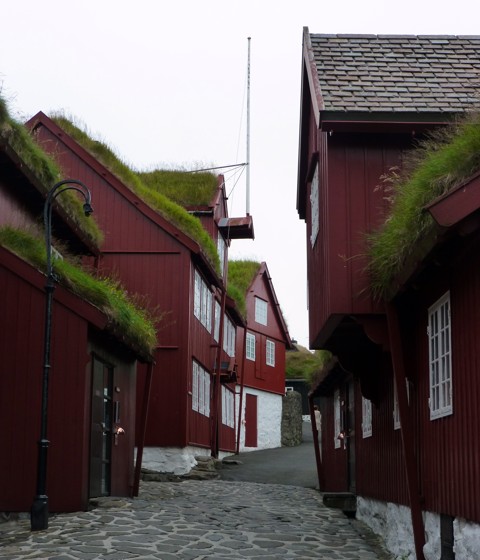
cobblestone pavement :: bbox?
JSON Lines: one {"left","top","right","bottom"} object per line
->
{"left": 0, "top": 480, "right": 392, "bottom": 559}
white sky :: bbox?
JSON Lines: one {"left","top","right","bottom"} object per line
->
{"left": 1, "top": 1, "right": 477, "bottom": 348}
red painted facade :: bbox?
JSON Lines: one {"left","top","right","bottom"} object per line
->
{"left": 28, "top": 113, "right": 245, "bottom": 459}
{"left": 0, "top": 145, "right": 142, "bottom": 512}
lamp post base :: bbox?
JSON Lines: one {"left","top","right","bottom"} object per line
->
{"left": 31, "top": 495, "right": 48, "bottom": 531}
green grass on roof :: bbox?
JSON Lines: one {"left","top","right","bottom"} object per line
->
{"left": 0, "top": 98, "right": 103, "bottom": 247}
{"left": 138, "top": 169, "right": 218, "bottom": 207}
{"left": 227, "top": 260, "right": 261, "bottom": 318}
{"left": 0, "top": 226, "right": 157, "bottom": 358}
{"left": 52, "top": 115, "right": 220, "bottom": 273}
{"left": 286, "top": 345, "right": 332, "bottom": 384}
{"left": 368, "top": 112, "right": 480, "bottom": 300}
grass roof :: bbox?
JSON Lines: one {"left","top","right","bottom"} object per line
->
{"left": 368, "top": 112, "right": 480, "bottom": 300}
{"left": 286, "top": 345, "right": 332, "bottom": 384}
{"left": 0, "top": 98, "right": 103, "bottom": 247}
{"left": 51, "top": 116, "right": 220, "bottom": 273}
{"left": 138, "top": 169, "right": 218, "bottom": 207}
{"left": 227, "top": 260, "right": 261, "bottom": 318}
{"left": 0, "top": 226, "right": 157, "bottom": 358}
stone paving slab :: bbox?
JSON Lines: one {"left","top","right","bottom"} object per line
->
{"left": 0, "top": 481, "right": 392, "bottom": 559}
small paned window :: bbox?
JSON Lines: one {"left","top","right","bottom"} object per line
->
{"left": 334, "top": 390, "right": 341, "bottom": 449}
{"left": 192, "top": 361, "right": 211, "bottom": 418}
{"left": 310, "top": 163, "right": 319, "bottom": 248}
{"left": 255, "top": 297, "right": 268, "bottom": 326}
{"left": 266, "top": 339, "right": 275, "bottom": 367}
{"left": 221, "top": 386, "right": 235, "bottom": 428}
{"left": 362, "top": 397, "right": 372, "bottom": 438}
{"left": 217, "top": 234, "right": 226, "bottom": 277}
{"left": 393, "top": 383, "right": 401, "bottom": 430}
{"left": 223, "top": 316, "right": 236, "bottom": 358}
{"left": 213, "top": 301, "right": 221, "bottom": 342}
{"left": 193, "top": 268, "right": 212, "bottom": 333}
{"left": 428, "top": 292, "right": 453, "bottom": 420}
{"left": 246, "top": 332, "right": 256, "bottom": 361}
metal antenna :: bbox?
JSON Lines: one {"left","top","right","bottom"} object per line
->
{"left": 246, "top": 37, "right": 251, "bottom": 216}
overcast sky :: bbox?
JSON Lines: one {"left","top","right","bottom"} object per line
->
{"left": 1, "top": 1, "right": 477, "bottom": 348}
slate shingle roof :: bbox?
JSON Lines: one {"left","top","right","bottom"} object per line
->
{"left": 309, "top": 34, "right": 480, "bottom": 113}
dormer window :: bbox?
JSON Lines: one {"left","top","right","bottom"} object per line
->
{"left": 255, "top": 297, "right": 267, "bottom": 326}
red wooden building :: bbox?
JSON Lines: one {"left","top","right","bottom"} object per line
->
{"left": 0, "top": 105, "right": 153, "bottom": 514}
{"left": 229, "top": 261, "right": 292, "bottom": 451}
{"left": 29, "top": 112, "right": 253, "bottom": 473}
{"left": 297, "top": 29, "right": 480, "bottom": 559}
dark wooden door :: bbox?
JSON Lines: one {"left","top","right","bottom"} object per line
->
{"left": 346, "top": 381, "right": 356, "bottom": 493}
{"left": 245, "top": 394, "right": 258, "bottom": 447}
{"left": 89, "top": 355, "right": 114, "bottom": 497}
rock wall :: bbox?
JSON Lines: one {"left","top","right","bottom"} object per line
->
{"left": 281, "top": 390, "right": 303, "bottom": 446}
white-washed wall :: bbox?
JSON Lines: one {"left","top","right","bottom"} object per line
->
{"left": 236, "top": 388, "right": 282, "bottom": 452}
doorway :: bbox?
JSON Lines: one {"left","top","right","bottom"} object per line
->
{"left": 89, "top": 355, "right": 114, "bottom": 497}
{"left": 245, "top": 394, "right": 258, "bottom": 447}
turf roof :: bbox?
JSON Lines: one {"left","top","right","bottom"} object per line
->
{"left": 51, "top": 116, "right": 220, "bottom": 273}
{"left": 227, "top": 260, "right": 261, "bottom": 318}
{"left": 0, "top": 97, "right": 103, "bottom": 247}
{"left": 0, "top": 226, "right": 157, "bottom": 359}
{"left": 368, "top": 112, "right": 480, "bottom": 300}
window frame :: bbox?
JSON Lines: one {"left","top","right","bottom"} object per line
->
{"left": 266, "top": 339, "right": 275, "bottom": 367}
{"left": 428, "top": 291, "right": 453, "bottom": 420}
{"left": 334, "top": 390, "right": 341, "bottom": 449}
{"left": 246, "top": 332, "right": 256, "bottom": 361}
{"left": 362, "top": 397, "right": 372, "bottom": 438}
{"left": 254, "top": 297, "right": 268, "bottom": 326}
{"left": 310, "top": 163, "right": 319, "bottom": 248}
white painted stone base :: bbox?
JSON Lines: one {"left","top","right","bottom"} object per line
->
{"left": 140, "top": 446, "right": 207, "bottom": 475}
{"left": 357, "top": 497, "right": 480, "bottom": 560}
{"left": 236, "top": 388, "right": 282, "bottom": 452}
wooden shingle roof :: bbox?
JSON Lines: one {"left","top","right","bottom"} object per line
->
{"left": 307, "top": 31, "right": 480, "bottom": 113}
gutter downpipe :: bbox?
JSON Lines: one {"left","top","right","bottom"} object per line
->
{"left": 235, "top": 325, "right": 247, "bottom": 454}
{"left": 308, "top": 393, "right": 324, "bottom": 490}
{"left": 132, "top": 360, "right": 155, "bottom": 497}
{"left": 386, "top": 301, "right": 425, "bottom": 560}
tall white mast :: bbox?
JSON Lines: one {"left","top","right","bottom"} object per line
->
{"left": 246, "top": 37, "right": 251, "bottom": 216}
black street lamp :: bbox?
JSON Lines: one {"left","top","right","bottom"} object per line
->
{"left": 31, "top": 180, "right": 93, "bottom": 532}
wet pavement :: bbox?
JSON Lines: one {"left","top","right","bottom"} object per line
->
{"left": 1, "top": 423, "right": 392, "bottom": 559}
{"left": 0, "top": 479, "right": 391, "bottom": 559}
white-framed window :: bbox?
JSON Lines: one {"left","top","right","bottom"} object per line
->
{"left": 255, "top": 297, "right": 268, "bottom": 326}
{"left": 221, "top": 386, "right": 235, "bottom": 428}
{"left": 266, "top": 339, "right": 275, "bottom": 367}
{"left": 213, "top": 300, "right": 221, "bottom": 342}
{"left": 246, "top": 332, "right": 256, "bottom": 361}
{"left": 362, "top": 397, "right": 372, "bottom": 438}
{"left": 217, "top": 234, "right": 226, "bottom": 277}
{"left": 193, "top": 268, "right": 212, "bottom": 333}
{"left": 334, "top": 390, "right": 341, "bottom": 449}
{"left": 223, "top": 316, "right": 236, "bottom": 358}
{"left": 192, "top": 360, "right": 211, "bottom": 418}
{"left": 310, "top": 163, "right": 319, "bottom": 248}
{"left": 428, "top": 292, "right": 453, "bottom": 420}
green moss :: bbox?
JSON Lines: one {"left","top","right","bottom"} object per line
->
{"left": 138, "top": 169, "right": 218, "bottom": 207}
{"left": 286, "top": 345, "right": 332, "bottom": 383}
{"left": 368, "top": 113, "right": 480, "bottom": 299}
{"left": 0, "top": 226, "right": 157, "bottom": 357}
{"left": 51, "top": 115, "right": 220, "bottom": 273}
{"left": 0, "top": 98, "right": 103, "bottom": 247}
{"left": 227, "top": 260, "right": 261, "bottom": 318}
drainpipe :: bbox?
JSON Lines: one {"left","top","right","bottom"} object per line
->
{"left": 308, "top": 394, "right": 324, "bottom": 490}
{"left": 132, "top": 360, "right": 155, "bottom": 497}
{"left": 236, "top": 326, "right": 247, "bottom": 454}
{"left": 386, "top": 302, "right": 425, "bottom": 560}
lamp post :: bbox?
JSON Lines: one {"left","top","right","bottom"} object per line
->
{"left": 31, "top": 180, "right": 93, "bottom": 532}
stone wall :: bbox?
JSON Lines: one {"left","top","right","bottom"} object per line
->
{"left": 281, "top": 390, "right": 303, "bottom": 446}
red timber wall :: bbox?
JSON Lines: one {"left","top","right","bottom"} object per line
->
{"left": 33, "top": 123, "right": 193, "bottom": 449}
{"left": 306, "top": 130, "right": 409, "bottom": 347}
{"left": 239, "top": 274, "right": 286, "bottom": 395}
{"left": 1, "top": 249, "right": 87, "bottom": 511}
{"left": 399, "top": 245, "right": 480, "bottom": 524}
